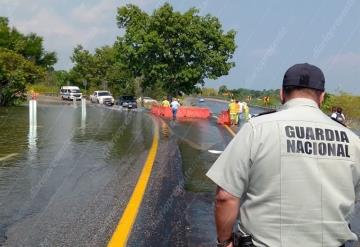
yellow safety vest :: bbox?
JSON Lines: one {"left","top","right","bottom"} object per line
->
{"left": 229, "top": 102, "right": 238, "bottom": 114}
{"left": 162, "top": 100, "right": 170, "bottom": 107}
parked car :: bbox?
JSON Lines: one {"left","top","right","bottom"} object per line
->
{"left": 60, "top": 86, "right": 82, "bottom": 100}
{"left": 117, "top": 95, "right": 137, "bottom": 109}
{"left": 136, "top": 96, "right": 159, "bottom": 109}
{"left": 90, "top": 91, "right": 114, "bottom": 105}
{"left": 142, "top": 97, "right": 158, "bottom": 104}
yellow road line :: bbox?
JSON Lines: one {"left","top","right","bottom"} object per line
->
{"left": 107, "top": 117, "right": 159, "bottom": 247}
{"left": 224, "top": 125, "right": 236, "bottom": 137}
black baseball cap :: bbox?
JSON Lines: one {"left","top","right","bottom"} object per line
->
{"left": 283, "top": 63, "right": 325, "bottom": 91}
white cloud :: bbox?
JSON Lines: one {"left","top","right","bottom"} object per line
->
{"left": 123, "top": 0, "right": 162, "bottom": 9}
{"left": 71, "top": 0, "right": 162, "bottom": 24}
{"left": 0, "top": 0, "right": 27, "bottom": 17}
{"left": 251, "top": 48, "right": 278, "bottom": 57}
{"left": 319, "top": 52, "right": 360, "bottom": 93}
{"left": 9, "top": 4, "right": 114, "bottom": 69}
{"left": 13, "top": 8, "right": 107, "bottom": 49}
{"left": 0, "top": 0, "right": 164, "bottom": 69}
{"left": 327, "top": 52, "right": 360, "bottom": 68}
{"left": 71, "top": 0, "right": 118, "bottom": 24}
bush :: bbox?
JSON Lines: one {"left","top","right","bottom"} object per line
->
{"left": 27, "top": 83, "right": 58, "bottom": 95}
{"left": 0, "top": 48, "right": 44, "bottom": 106}
{"left": 323, "top": 93, "right": 360, "bottom": 128}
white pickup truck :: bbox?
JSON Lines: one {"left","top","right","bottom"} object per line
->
{"left": 90, "top": 91, "right": 115, "bottom": 105}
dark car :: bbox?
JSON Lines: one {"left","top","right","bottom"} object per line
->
{"left": 117, "top": 95, "right": 137, "bottom": 109}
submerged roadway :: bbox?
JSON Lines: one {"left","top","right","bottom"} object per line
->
{"left": 0, "top": 97, "right": 359, "bottom": 246}
{"left": 0, "top": 102, "right": 184, "bottom": 246}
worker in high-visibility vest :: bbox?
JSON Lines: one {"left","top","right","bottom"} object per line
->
{"left": 161, "top": 97, "right": 170, "bottom": 107}
{"left": 236, "top": 100, "right": 243, "bottom": 125}
{"left": 243, "top": 102, "right": 250, "bottom": 121}
{"left": 228, "top": 99, "right": 238, "bottom": 125}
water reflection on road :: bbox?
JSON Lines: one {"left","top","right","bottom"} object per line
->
{"left": 178, "top": 99, "right": 265, "bottom": 193}
{"left": 0, "top": 99, "right": 359, "bottom": 246}
{"left": 0, "top": 104, "right": 154, "bottom": 246}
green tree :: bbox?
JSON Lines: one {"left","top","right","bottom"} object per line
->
{"left": 69, "top": 45, "right": 133, "bottom": 96}
{"left": 0, "top": 48, "right": 44, "bottom": 106}
{"left": 201, "top": 87, "right": 218, "bottom": 97}
{"left": 0, "top": 17, "right": 57, "bottom": 70}
{"left": 0, "top": 17, "right": 56, "bottom": 105}
{"left": 115, "top": 3, "right": 236, "bottom": 96}
{"left": 218, "top": 85, "right": 228, "bottom": 95}
{"left": 322, "top": 92, "right": 360, "bottom": 127}
{"left": 69, "top": 45, "right": 95, "bottom": 88}
{"left": 53, "top": 70, "right": 70, "bottom": 87}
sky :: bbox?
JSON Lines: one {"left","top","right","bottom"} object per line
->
{"left": 1, "top": 0, "right": 360, "bottom": 94}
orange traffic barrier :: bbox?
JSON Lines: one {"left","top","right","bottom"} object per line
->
{"left": 217, "top": 110, "right": 231, "bottom": 125}
{"left": 151, "top": 106, "right": 211, "bottom": 119}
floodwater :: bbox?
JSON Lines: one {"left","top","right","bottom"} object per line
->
{"left": 175, "top": 98, "right": 269, "bottom": 245}
{"left": 178, "top": 99, "right": 267, "bottom": 193}
{"left": 0, "top": 98, "right": 359, "bottom": 246}
{"left": 0, "top": 103, "right": 154, "bottom": 246}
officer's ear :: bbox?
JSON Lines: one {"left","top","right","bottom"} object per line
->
{"left": 280, "top": 88, "right": 285, "bottom": 104}
{"left": 319, "top": 91, "right": 325, "bottom": 106}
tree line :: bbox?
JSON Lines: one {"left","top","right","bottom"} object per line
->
{"left": 202, "top": 85, "right": 281, "bottom": 106}
{"left": 0, "top": 3, "right": 236, "bottom": 106}
{"left": 69, "top": 3, "right": 236, "bottom": 98}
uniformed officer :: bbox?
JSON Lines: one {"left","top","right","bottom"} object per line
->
{"left": 206, "top": 63, "right": 360, "bottom": 247}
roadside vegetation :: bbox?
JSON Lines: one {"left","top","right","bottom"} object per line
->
{"left": 0, "top": 4, "right": 236, "bottom": 105}
{"left": 322, "top": 92, "right": 360, "bottom": 128}
{"left": 0, "top": 17, "right": 56, "bottom": 106}
{"left": 202, "top": 85, "right": 360, "bottom": 127}
{"left": 202, "top": 85, "right": 281, "bottom": 108}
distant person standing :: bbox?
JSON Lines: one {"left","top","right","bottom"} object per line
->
{"left": 330, "top": 106, "right": 337, "bottom": 118}
{"left": 331, "top": 106, "right": 346, "bottom": 125}
{"left": 228, "top": 99, "right": 238, "bottom": 125}
{"left": 234, "top": 100, "right": 241, "bottom": 125}
{"left": 243, "top": 102, "right": 250, "bottom": 121}
{"left": 161, "top": 96, "right": 170, "bottom": 107}
{"left": 237, "top": 100, "right": 243, "bottom": 124}
{"left": 170, "top": 98, "right": 180, "bottom": 120}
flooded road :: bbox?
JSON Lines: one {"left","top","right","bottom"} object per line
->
{"left": 0, "top": 104, "right": 154, "bottom": 246}
{"left": 0, "top": 98, "right": 359, "bottom": 246}
{"left": 171, "top": 98, "right": 267, "bottom": 246}
{"left": 179, "top": 98, "right": 266, "bottom": 193}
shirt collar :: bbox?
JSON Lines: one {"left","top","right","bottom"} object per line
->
{"left": 281, "top": 98, "right": 319, "bottom": 110}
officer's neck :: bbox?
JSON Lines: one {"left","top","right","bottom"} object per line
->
{"left": 282, "top": 92, "right": 322, "bottom": 107}
{"left": 283, "top": 96, "right": 321, "bottom": 108}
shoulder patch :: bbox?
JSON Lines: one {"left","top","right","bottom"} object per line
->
{"left": 253, "top": 110, "right": 277, "bottom": 118}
